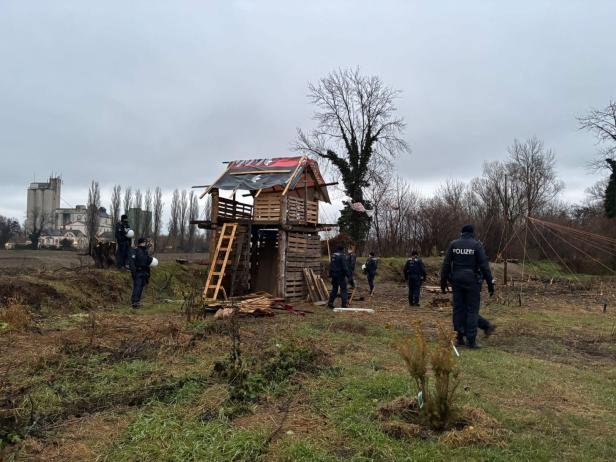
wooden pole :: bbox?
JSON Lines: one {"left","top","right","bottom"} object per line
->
{"left": 277, "top": 230, "right": 287, "bottom": 298}
{"left": 503, "top": 174, "right": 509, "bottom": 286}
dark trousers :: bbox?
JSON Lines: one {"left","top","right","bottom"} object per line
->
{"left": 131, "top": 271, "right": 148, "bottom": 306}
{"left": 452, "top": 283, "right": 482, "bottom": 343}
{"left": 366, "top": 272, "right": 376, "bottom": 293}
{"left": 116, "top": 241, "right": 130, "bottom": 268}
{"left": 328, "top": 274, "right": 348, "bottom": 307}
{"left": 408, "top": 278, "right": 422, "bottom": 305}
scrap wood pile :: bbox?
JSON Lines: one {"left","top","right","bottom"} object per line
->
{"left": 303, "top": 268, "right": 329, "bottom": 303}
{"left": 210, "top": 292, "right": 312, "bottom": 319}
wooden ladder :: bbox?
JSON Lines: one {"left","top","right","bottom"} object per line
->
{"left": 203, "top": 223, "right": 238, "bottom": 301}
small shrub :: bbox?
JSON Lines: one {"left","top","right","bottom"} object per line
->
{"left": 396, "top": 320, "right": 460, "bottom": 431}
{"left": 0, "top": 298, "right": 31, "bottom": 330}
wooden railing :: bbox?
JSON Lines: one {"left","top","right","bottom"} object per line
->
{"left": 217, "top": 197, "right": 253, "bottom": 221}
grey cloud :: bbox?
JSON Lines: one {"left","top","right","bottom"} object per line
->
{"left": 0, "top": 0, "right": 613, "bottom": 219}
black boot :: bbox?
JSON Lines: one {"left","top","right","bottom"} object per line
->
{"left": 484, "top": 323, "right": 496, "bottom": 337}
{"left": 456, "top": 333, "right": 465, "bottom": 347}
{"left": 467, "top": 338, "right": 481, "bottom": 349}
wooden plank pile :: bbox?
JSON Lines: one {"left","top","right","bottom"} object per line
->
{"left": 303, "top": 268, "right": 329, "bottom": 303}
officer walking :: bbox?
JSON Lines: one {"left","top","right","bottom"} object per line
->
{"left": 404, "top": 250, "right": 427, "bottom": 306}
{"left": 327, "top": 245, "right": 352, "bottom": 309}
{"left": 364, "top": 252, "right": 378, "bottom": 295}
{"left": 129, "top": 238, "right": 153, "bottom": 308}
{"left": 115, "top": 214, "right": 132, "bottom": 269}
{"left": 440, "top": 224, "right": 496, "bottom": 349}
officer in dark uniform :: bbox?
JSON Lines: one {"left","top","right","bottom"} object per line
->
{"left": 364, "top": 252, "right": 378, "bottom": 295}
{"left": 115, "top": 214, "right": 131, "bottom": 269}
{"left": 440, "top": 224, "right": 495, "bottom": 348}
{"left": 347, "top": 246, "right": 357, "bottom": 289}
{"left": 404, "top": 250, "right": 427, "bottom": 306}
{"left": 129, "top": 238, "right": 153, "bottom": 308}
{"left": 327, "top": 245, "right": 352, "bottom": 309}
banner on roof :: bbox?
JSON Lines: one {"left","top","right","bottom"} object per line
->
{"left": 211, "top": 157, "right": 305, "bottom": 192}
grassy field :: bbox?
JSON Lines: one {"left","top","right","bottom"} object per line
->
{"left": 1, "top": 256, "right": 615, "bottom": 461}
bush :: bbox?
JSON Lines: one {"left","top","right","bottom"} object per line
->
{"left": 397, "top": 320, "right": 460, "bottom": 431}
{"left": 0, "top": 298, "right": 31, "bottom": 330}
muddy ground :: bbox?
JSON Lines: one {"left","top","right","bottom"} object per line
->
{"left": 1, "top": 257, "right": 615, "bottom": 461}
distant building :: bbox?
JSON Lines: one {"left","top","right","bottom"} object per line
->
{"left": 26, "top": 177, "right": 62, "bottom": 232}
{"left": 53, "top": 205, "right": 112, "bottom": 237}
{"left": 39, "top": 229, "right": 88, "bottom": 249}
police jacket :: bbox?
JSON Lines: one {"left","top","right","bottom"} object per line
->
{"left": 404, "top": 257, "right": 426, "bottom": 281}
{"left": 115, "top": 221, "right": 130, "bottom": 243}
{"left": 129, "top": 247, "right": 153, "bottom": 274}
{"left": 330, "top": 251, "right": 352, "bottom": 278}
{"left": 440, "top": 232, "right": 493, "bottom": 287}
{"left": 365, "top": 256, "right": 378, "bottom": 275}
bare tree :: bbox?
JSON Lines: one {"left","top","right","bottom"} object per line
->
{"left": 296, "top": 67, "right": 409, "bottom": 248}
{"left": 578, "top": 100, "right": 616, "bottom": 169}
{"left": 508, "top": 137, "right": 564, "bottom": 217}
{"left": 27, "top": 206, "right": 50, "bottom": 249}
{"left": 168, "top": 189, "right": 180, "bottom": 249}
{"left": 86, "top": 180, "right": 101, "bottom": 254}
{"left": 123, "top": 186, "right": 133, "bottom": 216}
{"left": 188, "top": 190, "right": 199, "bottom": 252}
{"left": 134, "top": 189, "right": 143, "bottom": 238}
{"left": 110, "top": 185, "right": 122, "bottom": 225}
{"left": 153, "top": 187, "right": 164, "bottom": 252}
{"left": 144, "top": 188, "right": 153, "bottom": 237}
{"left": 178, "top": 189, "right": 189, "bottom": 250}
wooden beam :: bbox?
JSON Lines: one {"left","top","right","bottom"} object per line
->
{"left": 230, "top": 169, "right": 292, "bottom": 176}
{"left": 282, "top": 158, "right": 306, "bottom": 196}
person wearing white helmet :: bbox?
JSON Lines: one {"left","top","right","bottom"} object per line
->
{"left": 115, "top": 214, "right": 132, "bottom": 269}
{"left": 129, "top": 237, "right": 154, "bottom": 308}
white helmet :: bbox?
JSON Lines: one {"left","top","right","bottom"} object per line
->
{"left": 150, "top": 257, "right": 159, "bottom": 268}
{"left": 126, "top": 229, "right": 135, "bottom": 238}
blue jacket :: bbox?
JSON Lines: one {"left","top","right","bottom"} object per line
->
{"left": 365, "top": 256, "right": 377, "bottom": 275}
{"left": 330, "top": 251, "right": 351, "bottom": 278}
{"left": 129, "top": 246, "right": 153, "bottom": 273}
{"left": 404, "top": 257, "right": 426, "bottom": 281}
{"left": 440, "top": 232, "right": 493, "bottom": 287}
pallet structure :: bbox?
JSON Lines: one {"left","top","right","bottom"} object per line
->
{"left": 194, "top": 156, "right": 333, "bottom": 301}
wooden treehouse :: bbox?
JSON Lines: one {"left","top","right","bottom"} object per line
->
{"left": 194, "top": 156, "right": 332, "bottom": 301}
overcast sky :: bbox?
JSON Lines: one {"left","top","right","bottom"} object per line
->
{"left": 1, "top": 0, "right": 614, "bottom": 223}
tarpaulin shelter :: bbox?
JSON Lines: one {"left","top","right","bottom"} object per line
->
{"left": 194, "top": 156, "right": 334, "bottom": 301}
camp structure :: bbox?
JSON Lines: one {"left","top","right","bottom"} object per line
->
{"left": 194, "top": 156, "right": 332, "bottom": 301}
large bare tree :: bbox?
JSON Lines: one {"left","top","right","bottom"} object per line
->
{"left": 153, "top": 187, "right": 163, "bottom": 252}
{"left": 578, "top": 100, "right": 616, "bottom": 168}
{"left": 86, "top": 180, "right": 101, "bottom": 254}
{"left": 296, "top": 68, "right": 409, "bottom": 247}
{"left": 110, "top": 185, "right": 121, "bottom": 225}
{"left": 188, "top": 190, "right": 199, "bottom": 252}
{"left": 122, "top": 186, "right": 132, "bottom": 216}
{"left": 168, "top": 189, "right": 180, "bottom": 249}
{"left": 178, "top": 189, "right": 189, "bottom": 250}
{"left": 508, "top": 137, "right": 564, "bottom": 217}
{"left": 144, "top": 188, "right": 153, "bottom": 237}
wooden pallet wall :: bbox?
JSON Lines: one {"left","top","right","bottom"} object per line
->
{"left": 285, "top": 232, "right": 321, "bottom": 300}
{"left": 254, "top": 193, "right": 282, "bottom": 222}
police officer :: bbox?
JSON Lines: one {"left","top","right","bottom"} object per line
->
{"left": 364, "top": 252, "right": 378, "bottom": 295}
{"left": 327, "top": 245, "right": 352, "bottom": 309}
{"left": 347, "top": 246, "right": 357, "bottom": 289}
{"left": 404, "top": 250, "right": 427, "bottom": 306}
{"left": 115, "top": 214, "right": 131, "bottom": 269}
{"left": 129, "top": 237, "right": 153, "bottom": 308}
{"left": 440, "top": 224, "right": 495, "bottom": 349}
